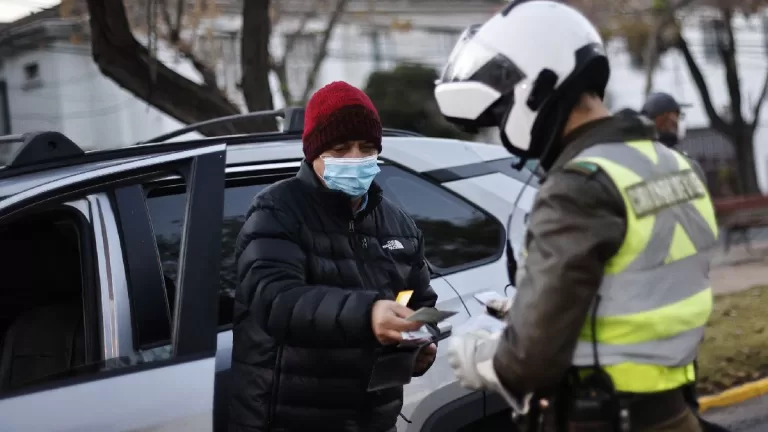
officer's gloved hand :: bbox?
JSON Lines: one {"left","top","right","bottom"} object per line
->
{"left": 447, "top": 329, "right": 532, "bottom": 414}
{"left": 485, "top": 298, "right": 514, "bottom": 320}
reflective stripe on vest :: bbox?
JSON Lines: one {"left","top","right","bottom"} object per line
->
{"left": 569, "top": 140, "right": 718, "bottom": 393}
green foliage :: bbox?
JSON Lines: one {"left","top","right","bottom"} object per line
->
{"left": 364, "top": 63, "right": 473, "bottom": 140}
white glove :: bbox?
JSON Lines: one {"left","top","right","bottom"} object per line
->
{"left": 447, "top": 330, "right": 533, "bottom": 415}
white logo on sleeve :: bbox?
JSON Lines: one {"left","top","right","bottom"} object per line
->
{"left": 383, "top": 239, "right": 405, "bottom": 250}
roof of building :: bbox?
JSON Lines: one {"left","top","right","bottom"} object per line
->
{"left": 0, "top": 5, "right": 60, "bottom": 36}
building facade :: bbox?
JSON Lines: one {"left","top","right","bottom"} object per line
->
{"left": 0, "top": 2, "right": 766, "bottom": 193}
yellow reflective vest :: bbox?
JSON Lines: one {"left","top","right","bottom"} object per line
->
{"left": 568, "top": 140, "right": 719, "bottom": 393}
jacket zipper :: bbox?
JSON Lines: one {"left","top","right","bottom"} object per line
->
{"left": 349, "top": 219, "right": 384, "bottom": 415}
{"left": 266, "top": 346, "right": 283, "bottom": 431}
{"left": 349, "top": 220, "right": 375, "bottom": 291}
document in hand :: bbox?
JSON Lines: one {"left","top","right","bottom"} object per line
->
{"left": 367, "top": 345, "right": 423, "bottom": 392}
{"left": 405, "top": 307, "right": 457, "bottom": 324}
{"left": 368, "top": 318, "right": 453, "bottom": 392}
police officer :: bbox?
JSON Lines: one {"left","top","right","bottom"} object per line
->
{"left": 641, "top": 92, "right": 690, "bottom": 148}
{"left": 434, "top": 2, "right": 717, "bottom": 431}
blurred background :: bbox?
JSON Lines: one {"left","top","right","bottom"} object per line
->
{"left": 0, "top": 0, "right": 766, "bottom": 197}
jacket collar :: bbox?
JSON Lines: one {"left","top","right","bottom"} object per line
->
{"left": 296, "top": 160, "right": 383, "bottom": 219}
{"left": 550, "top": 114, "right": 657, "bottom": 173}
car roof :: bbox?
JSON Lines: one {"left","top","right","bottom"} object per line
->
{"left": 0, "top": 135, "right": 516, "bottom": 199}
{"left": 226, "top": 136, "right": 513, "bottom": 172}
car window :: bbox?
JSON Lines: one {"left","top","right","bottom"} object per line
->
{"left": 376, "top": 165, "right": 504, "bottom": 271}
{"left": 0, "top": 209, "right": 93, "bottom": 394}
{"left": 146, "top": 182, "right": 272, "bottom": 328}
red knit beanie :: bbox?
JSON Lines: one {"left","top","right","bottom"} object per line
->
{"left": 302, "top": 81, "right": 383, "bottom": 162}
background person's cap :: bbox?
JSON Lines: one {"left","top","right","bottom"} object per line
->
{"left": 640, "top": 92, "right": 692, "bottom": 118}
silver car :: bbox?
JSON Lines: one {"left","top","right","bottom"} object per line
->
{"left": 0, "top": 111, "right": 537, "bottom": 431}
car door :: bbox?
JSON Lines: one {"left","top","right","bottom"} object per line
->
{"left": 142, "top": 161, "right": 305, "bottom": 432}
{"left": 0, "top": 142, "right": 226, "bottom": 432}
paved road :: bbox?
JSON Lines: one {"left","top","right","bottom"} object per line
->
{"left": 702, "top": 393, "right": 768, "bottom": 432}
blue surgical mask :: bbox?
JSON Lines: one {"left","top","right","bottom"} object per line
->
{"left": 322, "top": 155, "right": 380, "bottom": 197}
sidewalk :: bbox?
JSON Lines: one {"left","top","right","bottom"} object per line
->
{"left": 710, "top": 241, "right": 768, "bottom": 295}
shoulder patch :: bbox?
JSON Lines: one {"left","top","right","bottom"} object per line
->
{"left": 564, "top": 161, "right": 601, "bottom": 176}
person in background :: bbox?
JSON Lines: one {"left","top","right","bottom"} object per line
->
{"left": 641, "top": 92, "right": 711, "bottom": 191}
{"left": 229, "top": 81, "right": 438, "bottom": 432}
{"left": 641, "top": 92, "right": 691, "bottom": 148}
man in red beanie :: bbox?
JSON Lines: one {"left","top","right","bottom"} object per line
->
{"left": 230, "top": 81, "right": 438, "bottom": 432}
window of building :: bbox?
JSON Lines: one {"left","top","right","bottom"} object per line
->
{"left": 376, "top": 165, "right": 504, "bottom": 271}
{"left": 21, "top": 62, "right": 42, "bottom": 90}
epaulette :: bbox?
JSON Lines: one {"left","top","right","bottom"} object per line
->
{"left": 563, "top": 160, "right": 601, "bottom": 176}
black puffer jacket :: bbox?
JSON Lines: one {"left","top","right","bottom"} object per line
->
{"left": 229, "top": 162, "right": 438, "bottom": 432}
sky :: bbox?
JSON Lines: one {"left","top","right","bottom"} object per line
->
{"left": 0, "top": 0, "right": 60, "bottom": 23}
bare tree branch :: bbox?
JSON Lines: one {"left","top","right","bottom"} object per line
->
{"left": 675, "top": 34, "right": 730, "bottom": 135}
{"left": 158, "top": 0, "right": 219, "bottom": 89}
{"left": 642, "top": 0, "right": 700, "bottom": 96}
{"left": 272, "top": 10, "right": 316, "bottom": 105}
{"left": 86, "top": 0, "right": 241, "bottom": 136}
{"left": 159, "top": 0, "right": 174, "bottom": 33}
{"left": 300, "top": 0, "right": 350, "bottom": 103}
{"left": 241, "top": 0, "right": 277, "bottom": 130}
{"left": 751, "top": 68, "right": 768, "bottom": 131}
{"left": 173, "top": 0, "right": 184, "bottom": 37}
{"left": 717, "top": 8, "right": 744, "bottom": 125}
{"left": 643, "top": 13, "right": 662, "bottom": 96}
{"left": 284, "top": 12, "right": 316, "bottom": 60}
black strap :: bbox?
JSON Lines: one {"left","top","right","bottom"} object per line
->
{"left": 590, "top": 294, "right": 602, "bottom": 372}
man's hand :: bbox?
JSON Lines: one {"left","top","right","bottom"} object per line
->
{"left": 414, "top": 343, "right": 437, "bottom": 375}
{"left": 371, "top": 300, "right": 423, "bottom": 344}
{"left": 448, "top": 330, "right": 532, "bottom": 415}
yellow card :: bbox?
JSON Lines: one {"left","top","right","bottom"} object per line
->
{"left": 396, "top": 290, "right": 414, "bottom": 306}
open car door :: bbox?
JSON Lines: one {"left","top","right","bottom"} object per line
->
{"left": 0, "top": 134, "right": 226, "bottom": 432}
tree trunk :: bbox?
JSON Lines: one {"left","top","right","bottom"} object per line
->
{"left": 240, "top": 0, "right": 277, "bottom": 132}
{"left": 734, "top": 132, "right": 761, "bottom": 195}
{"left": 86, "top": 0, "right": 244, "bottom": 137}
{"left": 643, "top": 10, "right": 662, "bottom": 97}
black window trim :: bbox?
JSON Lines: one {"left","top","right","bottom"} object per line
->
{"left": 111, "top": 185, "right": 172, "bottom": 351}
{"left": 67, "top": 204, "right": 102, "bottom": 367}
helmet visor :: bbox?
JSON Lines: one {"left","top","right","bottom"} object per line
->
{"left": 439, "top": 25, "right": 526, "bottom": 95}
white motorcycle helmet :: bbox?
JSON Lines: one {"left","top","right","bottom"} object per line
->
{"left": 435, "top": 0, "right": 610, "bottom": 165}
